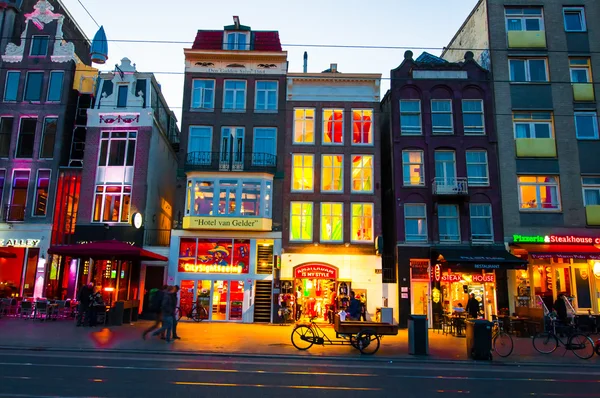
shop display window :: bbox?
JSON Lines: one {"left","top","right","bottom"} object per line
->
{"left": 178, "top": 238, "right": 250, "bottom": 274}
{"left": 0, "top": 248, "right": 26, "bottom": 298}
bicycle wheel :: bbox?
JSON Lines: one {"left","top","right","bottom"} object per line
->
{"left": 493, "top": 331, "right": 514, "bottom": 357}
{"left": 568, "top": 333, "right": 595, "bottom": 360}
{"left": 355, "top": 330, "right": 380, "bottom": 355}
{"left": 197, "top": 306, "right": 208, "bottom": 322}
{"left": 291, "top": 325, "right": 315, "bottom": 350}
{"left": 533, "top": 332, "right": 558, "bottom": 354}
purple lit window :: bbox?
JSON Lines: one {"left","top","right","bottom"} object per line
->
{"left": 9, "top": 170, "right": 30, "bottom": 221}
{"left": 33, "top": 170, "right": 50, "bottom": 216}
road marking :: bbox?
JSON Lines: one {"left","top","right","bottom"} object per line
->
{"left": 174, "top": 381, "right": 381, "bottom": 391}
{"left": 176, "top": 367, "right": 375, "bottom": 377}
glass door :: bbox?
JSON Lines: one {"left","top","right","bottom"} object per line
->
{"left": 229, "top": 280, "right": 244, "bottom": 321}
{"left": 196, "top": 280, "right": 212, "bottom": 320}
{"left": 220, "top": 127, "right": 245, "bottom": 170}
{"left": 212, "top": 280, "right": 228, "bottom": 320}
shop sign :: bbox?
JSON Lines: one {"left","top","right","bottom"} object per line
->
{"left": 182, "top": 216, "right": 272, "bottom": 231}
{"left": 0, "top": 239, "right": 40, "bottom": 248}
{"left": 474, "top": 263, "right": 501, "bottom": 269}
{"left": 178, "top": 238, "right": 250, "bottom": 274}
{"left": 432, "top": 264, "right": 441, "bottom": 282}
{"left": 438, "top": 273, "right": 495, "bottom": 283}
{"left": 513, "top": 234, "right": 600, "bottom": 245}
{"left": 294, "top": 264, "right": 338, "bottom": 280}
{"left": 441, "top": 274, "right": 462, "bottom": 283}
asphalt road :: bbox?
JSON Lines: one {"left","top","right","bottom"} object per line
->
{"left": 0, "top": 349, "right": 599, "bottom": 398}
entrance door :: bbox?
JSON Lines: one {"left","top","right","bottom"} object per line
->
{"left": 142, "top": 265, "right": 165, "bottom": 316}
{"left": 220, "top": 127, "right": 244, "bottom": 171}
{"left": 212, "top": 280, "right": 228, "bottom": 320}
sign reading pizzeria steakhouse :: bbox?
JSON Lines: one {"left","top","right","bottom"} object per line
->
{"left": 512, "top": 234, "right": 600, "bottom": 245}
{"left": 294, "top": 264, "right": 338, "bottom": 279}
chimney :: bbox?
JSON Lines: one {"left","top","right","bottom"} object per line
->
{"left": 330, "top": 63, "right": 337, "bottom": 73}
{"left": 233, "top": 16, "right": 240, "bottom": 29}
{"left": 303, "top": 51, "right": 308, "bottom": 73}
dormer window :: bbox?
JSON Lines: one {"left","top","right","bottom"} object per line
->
{"left": 117, "top": 85, "right": 128, "bottom": 108}
{"left": 30, "top": 36, "right": 49, "bottom": 57}
{"left": 224, "top": 32, "right": 249, "bottom": 50}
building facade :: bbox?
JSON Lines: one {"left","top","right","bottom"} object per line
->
{"left": 282, "top": 64, "right": 387, "bottom": 323}
{"left": 168, "top": 18, "right": 286, "bottom": 323}
{"left": 381, "top": 51, "right": 524, "bottom": 328}
{"left": 443, "top": 0, "right": 600, "bottom": 317}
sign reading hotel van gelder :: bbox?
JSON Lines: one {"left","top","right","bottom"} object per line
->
{"left": 294, "top": 264, "right": 338, "bottom": 280}
{"left": 513, "top": 234, "right": 600, "bottom": 245}
{"left": 182, "top": 216, "right": 272, "bottom": 231}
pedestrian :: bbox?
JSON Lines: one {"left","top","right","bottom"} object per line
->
{"left": 466, "top": 293, "right": 479, "bottom": 319}
{"left": 76, "top": 282, "right": 91, "bottom": 326}
{"left": 88, "top": 286, "right": 104, "bottom": 327}
{"left": 347, "top": 291, "right": 362, "bottom": 321}
{"left": 152, "top": 286, "right": 175, "bottom": 342}
{"left": 162, "top": 285, "right": 181, "bottom": 340}
{"left": 295, "top": 286, "right": 303, "bottom": 321}
{"left": 142, "top": 285, "right": 167, "bottom": 339}
{"left": 327, "top": 287, "right": 337, "bottom": 324}
{"left": 554, "top": 293, "right": 568, "bottom": 324}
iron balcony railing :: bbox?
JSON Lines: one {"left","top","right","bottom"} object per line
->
{"left": 3, "top": 204, "right": 26, "bottom": 222}
{"left": 431, "top": 177, "right": 469, "bottom": 196}
{"left": 185, "top": 151, "right": 277, "bottom": 173}
{"left": 144, "top": 229, "right": 171, "bottom": 247}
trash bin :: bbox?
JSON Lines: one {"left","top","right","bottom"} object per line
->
{"left": 408, "top": 314, "right": 429, "bottom": 355}
{"left": 465, "top": 319, "right": 492, "bottom": 360}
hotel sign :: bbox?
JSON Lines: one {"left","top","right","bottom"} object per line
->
{"left": 0, "top": 239, "right": 40, "bottom": 248}
{"left": 183, "top": 216, "right": 272, "bottom": 231}
{"left": 513, "top": 234, "right": 600, "bottom": 245}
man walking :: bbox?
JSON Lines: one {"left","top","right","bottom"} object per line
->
{"left": 466, "top": 293, "right": 480, "bottom": 319}
{"left": 152, "top": 286, "right": 175, "bottom": 342}
{"left": 142, "top": 285, "right": 166, "bottom": 339}
{"left": 76, "top": 282, "right": 92, "bottom": 326}
{"left": 171, "top": 285, "right": 181, "bottom": 340}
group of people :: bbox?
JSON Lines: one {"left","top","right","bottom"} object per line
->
{"left": 142, "top": 285, "right": 181, "bottom": 343}
{"left": 76, "top": 283, "right": 105, "bottom": 327}
{"left": 453, "top": 293, "right": 482, "bottom": 319}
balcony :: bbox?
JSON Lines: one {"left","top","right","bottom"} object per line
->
{"left": 572, "top": 83, "right": 595, "bottom": 102}
{"left": 585, "top": 206, "right": 600, "bottom": 226}
{"left": 515, "top": 138, "right": 556, "bottom": 158}
{"left": 3, "top": 205, "right": 25, "bottom": 222}
{"left": 507, "top": 31, "right": 546, "bottom": 48}
{"left": 144, "top": 229, "right": 171, "bottom": 247}
{"left": 185, "top": 151, "right": 277, "bottom": 173}
{"left": 431, "top": 177, "right": 468, "bottom": 196}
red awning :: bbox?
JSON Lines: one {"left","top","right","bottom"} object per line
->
{"left": 48, "top": 240, "right": 168, "bottom": 262}
{"left": 515, "top": 244, "right": 600, "bottom": 260}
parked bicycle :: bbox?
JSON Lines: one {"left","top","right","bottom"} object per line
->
{"left": 491, "top": 318, "right": 513, "bottom": 357}
{"left": 176, "top": 301, "right": 208, "bottom": 322}
{"left": 532, "top": 318, "right": 595, "bottom": 359}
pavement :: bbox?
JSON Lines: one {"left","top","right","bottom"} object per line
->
{"left": 0, "top": 317, "right": 598, "bottom": 366}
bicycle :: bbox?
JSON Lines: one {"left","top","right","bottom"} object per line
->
{"left": 491, "top": 318, "right": 513, "bottom": 357}
{"left": 176, "top": 301, "right": 208, "bottom": 322}
{"left": 532, "top": 318, "right": 595, "bottom": 359}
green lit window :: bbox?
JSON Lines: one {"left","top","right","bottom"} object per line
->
{"left": 290, "top": 202, "right": 313, "bottom": 242}
{"left": 320, "top": 203, "right": 343, "bottom": 242}
{"left": 351, "top": 203, "right": 374, "bottom": 242}
{"left": 292, "top": 154, "right": 314, "bottom": 192}
{"left": 351, "top": 155, "right": 373, "bottom": 193}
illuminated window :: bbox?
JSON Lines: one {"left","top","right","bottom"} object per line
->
{"left": 255, "top": 81, "right": 278, "bottom": 111}
{"left": 575, "top": 112, "right": 598, "bottom": 140}
{"left": 404, "top": 204, "right": 427, "bottom": 242}
{"left": 218, "top": 180, "right": 238, "bottom": 215}
{"left": 505, "top": 7, "right": 544, "bottom": 32}
{"left": 9, "top": 170, "right": 29, "bottom": 222}
{"left": 16, "top": 118, "right": 36, "bottom": 158}
{"left": 513, "top": 112, "right": 553, "bottom": 138}
{"left": 431, "top": 100, "right": 453, "bottom": 134}
{"left": 47, "top": 71, "right": 64, "bottom": 102}
{"left": 223, "top": 80, "right": 247, "bottom": 111}
{"left": 0, "top": 170, "right": 4, "bottom": 209}
{"left": 438, "top": 205, "right": 460, "bottom": 242}
{"left": 351, "top": 203, "right": 374, "bottom": 242}
{"left": 33, "top": 170, "right": 50, "bottom": 217}
{"left": 400, "top": 100, "right": 422, "bottom": 135}
{"left": 509, "top": 58, "right": 548, "bottom": 82}
{"left": 563, "top": 7, "right": 586, "bottom": 32}
{"left": 569, "top": 58, "right": 592, "bottom": 83}
{"left": 321, "top": 155, "right": 343, "bottom": 192}
{"left": 293, "top": 108, "right": 315, "bottom": 144}
{"left": 518, "top": 176, "right": 561, "bottom": 211}
{"left": 0, "top": 117, "right": 14, "bottom": 158}
{"left": 40, "top": 117, "right": 57, "bottom": 159}
{"left": 321, "top": 203, "right": 343, "bottom": 242}
{"left": 466, "top": 150, "right": 489, "bottom": 186}
{"left": 351, "top": 155, "right": 373, "bottom": 193}
{"left": 470, "top": 203, "right": 493, "bottom": 242}
{"left": 224, "top": 31, "right": 249, "bottom": 50}
{"left": 191, "top": 79, "right": 215, "bottom": 109}
{"left": 402, "top": 150, "right": 424, "bottom": 186}
{"left": 93, "top": 185, "right": 131, "bottom": 223}
{"left": 462, "top": 100, "right": 485, "bottom": 134}
{"left": 194, "top": 181, "right": 214, "bottom": 215}
{"left": 323, "top": 109, "right": 344, "bottom": 144}
{"left": 582, "top": 177, "right": 600, "bottom": 206}
{"left": 292, "top": 154, "right": 314, "bottom": 192}
{"left": 290, "top": 202, "right": 313, "bottom": 242}
{"left": 4, "top": 71, "right": 19, "bottom": 102}
{"left": 30, "top": 35, "right": 49, "bottom": 56}
{"left": 352, "top": 109, "right": 373, "bottom": 145}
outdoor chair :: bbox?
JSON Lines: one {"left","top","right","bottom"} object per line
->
{"left": 20, "top": 301, "right": 33, "bottom": 319}
{"left": 55, "top": 300, "right": 67, "bottom": 318}
{"left": 34, "top": 301, "right": 48, "bottom": 321}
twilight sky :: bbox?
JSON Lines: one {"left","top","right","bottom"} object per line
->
{"left": 59, "top": 0, "right": 479, "bottom": 122}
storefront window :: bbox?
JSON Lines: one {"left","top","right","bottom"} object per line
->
{"left": 0, "top": 248, "right": 25, "bottom": 298}
{"left": 22, "top": 249, "right": 39, "bottom": 298}
{"left": 573, "top": 266, "right": 592, "bottom": 309}
{"left": 241, "top": 182, "right": 261, "bottom": 216}
{"left": 178, "top": 238, "right": 250, "bottom": 274}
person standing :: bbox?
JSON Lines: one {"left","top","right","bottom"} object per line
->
{"left": 554, "top": 293, "right": 568, "bottom": 324}
{"left": 347, "top": 291, "right": 362, "bottom": 321}
{"left": 152, "top": 286, "right": 175, "bottom": 342}
{"left": 88, "top": 286, "right": 104, "bottom": 327}
{"left": 295, "top": 286, "right": 303, "bottom": 321}
{"left": 466, "top": 293, "right": 480, "bottom": 319}
{"left": 163, "top": 285, "right": 181, "bottom": 340}
{"left": 76, "top": 283, "right": 91, "bottom": 326}
{"left": 143, "top": 285, "right": 166, "bottom": 339}
{"left": 327, "top": 287, "right": 337, "bottom": 324}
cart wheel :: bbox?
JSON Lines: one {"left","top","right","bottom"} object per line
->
{"left": 291, "top": 325, "right": 315, "bottom": 351}
{"left": 349, "top": 334, "right": 359, "bottom": 349}
{"left": 356, "top": 330, "right": 380, "bottom": 355}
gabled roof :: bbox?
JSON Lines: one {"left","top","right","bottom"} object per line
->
{"left": 415, "top": 52, "right": 448, "bottom": 65}
{"left": 191, "top": 30, "right": 282, "bottom": 52}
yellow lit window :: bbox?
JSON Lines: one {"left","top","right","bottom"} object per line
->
{"left": 323, "top": 109, "right": 344, "bottom": 144}
{"left": 290, "top": 202, "right": 313, "bottom": 241}
{"left": 351, "top": 155, "right": 373, "bottom": 192}
{"left": 569, "top": 58, "right": 592, "bottom": 83}
{"left": 292, "top": 154, "right": 314, "bottom": 191}
{"left": 351, "top": 203, "right": 374, "bottom": 242}
{"left": 293, "top": 108, "right": 315, "bottom": 144}
{"left": 321, "top": 155, "right": 343, "bottom": 192}
{"left": 518, "top": 175, "right": 561, "bottom": 211}
{"left": 321, "top": 203, "right": 343, "bottom": 242}
{"left": 513, "top": 112, "right": 553, "bottom": 138}
{"left": 352, "top": 109, "right": 373, "bottom": 145}
{"left": 402, "top": 150, "right": 424, "bottom": 186}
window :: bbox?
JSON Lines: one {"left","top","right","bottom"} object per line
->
{"left": 16, "top": 118, "right": 36, "bottom": 158}
{"left": 30, "top": 36, "right": 49, "bottom": 56}
{"left": 569, "top": 58, "right": 592, "bottom": 83}
{"left": 321, "top": 203, "right": 343, "bottom": 242}
{"left": 292, "top": 154, "right": 314, "bottom": 192}
{"left": 9, "top": 170, "right": 29, "bottom": 221}
{"left": 188, "top": 126, "right": 212, "bottom": 155}
{"left": 3, "top": 71, "right": 19, "bottom": 102}
{"left": 224, "top": 31, "right": 249, "bottom": 50}
{"left": 518, "top": 176, "right": 561, "bottom": 211}
{"left": 470, "top": 204, "right": 493, "bottom": 242}
{"left": 513, "top": 112, "right": 553, "bottom": 138}
{"left": 404, "top": 204, "right": 427, "bottom": 242}
{"left": 563, "top": 7, "right": 586, "bottom": 32}
{"left": 438, "top": 205, "right": 460, "bottom": 242}
{"left": 321, "top": 155, "right": 343, "bottom": 192}
{"left": 253, "top": 127, "right": 276, "bottom": 166}
{"left": 293, "top": 108, "right": 315, "bottom": 144}
{"left": 505, "top": 8, "right": 544, "bottom": 31}
{"left": 98, "top": 131, "right": 137, "bottom": 167}
{"left": 431, "top": 100, "right": 453, "bottom": 134}
{"left": 290, "top": 202, "right": 313, "bottom": 242}
{"left": 39, "top": 117, "right": 57, "bottom": 159}
{"left": 223, "top": 80, "right": 246, "bottom": 111}
{"left": 241, "top": 181, "right": 262, "bottom": 216}
{"left": 582, "top": 177, "right": 600, "bottom": 206}
{"left": 323, "top": 109, "right": 344, "bottom": 144}
{"left": 462, "top": 100, "right": 485, "bottom": 134}
{"left": 400, "top": 100, "right": 422, "bottom": 135}
{"left": 0, "top": 170, "right": 4, "bottom": 208}
{"left": 434, "top": 151, "right": 456, "bottom": 184}
{"left": 33, "top": 170, "right": 50, "bottom": 216}
{"left": 402, "top": 150, "right": 424, "bottom": 186}
{"left": 255, "top": 81, "right": 277, "bottom": 111}
{"left": 509, "top": 58, "right": 548, "bottom": 82}
{"left": 117, "top": 86, "right": 128, "bottom": 108}
{"left": 93, "top": 185, "right": 132, "bottom": 223}
{"left": 191, "top": 79, "right": 215, "bottom": 109}
{"left": 46, "top": 71, "right": 64, "bottom": 102}
{"left": 0, "top": 117, "right": 13, "bottom": 158}
{"left": 351, "top": 203, "right": 374, "bottom": 242}
{"left": 351, "top": 155, "right": 374, "bottom": 193}
{"left": 466, "top": 150, "right": 489, "bottom": 186}
{"left": 218, "top": 180, "right": 237, "bottom": 216}
{"left": 352, "top": 109, "right": 373, "bottom": 145}
{"left": 575, "top": 112, "right": 599, "bottom": 140}
{"left": 24, "top": 72, "right": 43, "bottom": 101}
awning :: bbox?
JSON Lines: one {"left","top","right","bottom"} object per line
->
{"left": 433, "top": 245, "right": 527, "bottom": 270}
{"left": 513, "top": 244, "right": 600, "bottom": 260}
{"left": 48, "top": 240, "right": 168, "bottom": 262}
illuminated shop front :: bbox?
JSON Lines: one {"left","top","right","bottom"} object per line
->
{"left": 509, "top": 233, "right": 600, "bottom": 315}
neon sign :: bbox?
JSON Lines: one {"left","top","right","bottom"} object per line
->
{"left": 513, "top": 234, "right": 600, "bottom": 245}
{"left": 438, "top": 273, "right": 495, "bottom": 283}
{"left": 0, "top": 239, "right": 40, "bottom": 248}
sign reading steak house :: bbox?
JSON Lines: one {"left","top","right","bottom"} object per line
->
{"left": 513, "top": 234, "right": 600, "bottom": 245}
{"left": 294, "top": 264, "right": 338, "bottom": 280}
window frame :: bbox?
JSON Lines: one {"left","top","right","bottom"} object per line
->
{"left": 351, "top": 202, "right": 374, "bottom": 243}
{"left": 32, "top": 169, "right": 51, "bottom": 217}
{"left": 438, "top": 204, "right": 460, "bottom": 243}
{"left": 191, "top": 79, "right": 215, "bottom": 110}
{"left": 517, "top": 175, "right": 562, "bottom": 212}
{"left": 291, "top": 153, "right": 314, "bottom": 193}
{"left": 574, "top": 112, "right": 599, "bottom": 140}
{"left": 224, "top": 31, "right": 250, "bottom": 51}
{"left": 431, "top": 99, "right": 454, "bottom": 134}
{"left": 402, "top": 150, "right": 425, "bottom": 187}
{"left": 252, "top": 127, "right": 277, "bottom": 166}
{"left": 0, "top": 117, "right": 14, "bottom": 158}
{"left": 404, "top": 203, "right": 427, "bottom": 242}
{"left": 254, "top": 80, "right": 278, "bottom": 112}
{"left": 351, "top": 154, "right": 374, "bottom": 194}
{"left": 351, "top": 109, "right": 374, "bottom": 146}
{"left": 92, "top": 184, "right": 132, "bottom": 223}
{"left": 399, "top": 100, "right": 423, "bottom": 135}
{"left": 3, "top": 71, "right": 20, "bottom": 102}
{"left": 24, "top": 71, "right": 44, "bottom": 102}
{"left": 321, "top": 154, "right": 344, "bottom": 193}
{"left": 290, "top": 201, "right": 314, "bottom": 242}
{"left": 39, "top": 116, "right": 57, "bottom": 159}
{"left": 322, "top": 108, "right": 344, "bottom": 145}
{"left": 116, "top": 85, "right": 129, "bottom": 108}
{"left": 29, "top": 35, "right": 49, "bottom": 57}
{"left": 97, "top": 131, "right": 137, "bottom": 167}
{"left": 462, "top": 99, "right": 485, "bottom": 135}
{"left": 46, "top": 71, "right": 64, "bottom": 102}
{"left": 509, "top": 58, "right": 549, "bottom": 83}
{"left": 470, "top": 203, "right": 493, "bottom": 243}
{"left": 188, "top": 125, "right": 213, "bottom": 155}
{"left": 563, "top": 7, "right": 586, "bottom": 32}
{"left": 15, "top": 117, "right": 37, "bottom": 159}
{"left": 0, "top": 169, "right": 5, "bottom": 209}
{"left": 293, "top": 108, "right": 316, "bottom": 145}
{"left": 504, "top": 7, "right": 544, "bottom": 32}
{"left": 9, "top": 169, "right": 30, "bottom": 221}
{"left": 569, "top": 58, "right": 592, "bottom": 83}
{"left": 320, "top": 202, "right": 344, "bottom": 243}
{"left": 581, "top": 177, "right": 600, "bottom": 207}
{"left": 223, "top": 79, "right": 247, "bottom": 112}
{"left": 513, "top": 112, "right": 554, "bottom": 139}
{"left": 466, "top": 150, "right": 490, "bottom": 187}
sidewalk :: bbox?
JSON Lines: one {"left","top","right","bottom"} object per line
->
{"left": 0, "top": 318, "right": 598, "bottom": 365}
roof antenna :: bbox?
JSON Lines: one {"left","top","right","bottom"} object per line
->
{"left": 233, "top": 16, "right": 240, "bottom": 29}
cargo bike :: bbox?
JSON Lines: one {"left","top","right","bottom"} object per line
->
{"left": 291, "top": 314, "right": 399, "bottom": 355}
